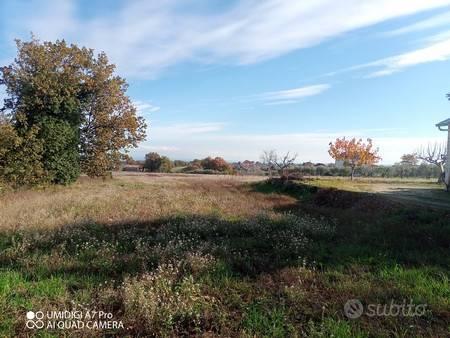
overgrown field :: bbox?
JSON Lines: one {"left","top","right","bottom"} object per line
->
{"left": 0, "top": 174, "right": 449, "bottom": 337}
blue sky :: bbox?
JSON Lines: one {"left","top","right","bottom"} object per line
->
{"left": 2, "top": 0, "right": 450, "bottom": 163}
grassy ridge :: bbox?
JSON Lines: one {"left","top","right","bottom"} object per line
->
{"left": 0, "top": 175, "right": 449, "bottom": 336}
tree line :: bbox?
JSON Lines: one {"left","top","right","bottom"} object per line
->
{"left": 124, "top": 153, "right": 234, "bottom": 174}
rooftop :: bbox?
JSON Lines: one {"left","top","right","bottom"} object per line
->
{"left": 436, "top": 118, "right": 450, "bottom": 130}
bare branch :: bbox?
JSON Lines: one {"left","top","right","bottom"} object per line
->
{"left": 416, "top": 142, "right": 447, "bottom": 165}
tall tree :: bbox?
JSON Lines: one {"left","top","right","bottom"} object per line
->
{"left": 0, "top": 38, "right": 86, "bottom": 183}
{"left": 159, "top": 156, "right": 173, "bottom": 173}
{"left": 400, "top": 153, "right": 418, "bottom": 166}
{"left": 79, "top": 52, "right": 146, "bottom": 177}
{"left": 144, "top": 152, "right": 162, "bottom": 172}
{"left": 328, "top": 137, "right": 381, "bottom": 180}
{"left": 0, "top": 37, "right": 146, "bottom": 182}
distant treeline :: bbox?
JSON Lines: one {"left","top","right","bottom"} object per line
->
{"left": 284, "top": 163, "right": 441, "bottom": 179}
{"left": 122, "top": 153, "right": 234, "bottom": 175}
{"left": 123, "top": 153, "right": 441, "bottom": 179}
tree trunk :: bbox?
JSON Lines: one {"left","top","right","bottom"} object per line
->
{"left": 350, "top": 167, "right": 355, "bottom": 180}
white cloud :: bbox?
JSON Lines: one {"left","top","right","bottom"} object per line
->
{"left": 139, "top": 145, "right": 180, "bottom": 152}
{"left": 151, "top": 122, "right": 226, "bottom": 137}
{"left": 134, "top": 132, "right": 445, "bottom": 164}
{"left": 132, "top": 122, "right": 445, "bottom": 163}
{"left": 134, "top": 101, "right": 160, "bottom": 114}
{"left": 8, "top": 0, "right": 450, "bottom": 78}
{"left": 366, "top": 37, "right": 450, "bottom": 77}
{"left": 384, "top": 10, "right": 450, "bottom": 36}
{"left": 260, "top": 84, "right": 330, "bottom": 104}
{"left": 324, "top": 32, "right": 450, "bottom": 77}
{"left": 425, "top": 29, "right": 450, "bottom": 43}
{"left": 263, "top": 100, "right": 299, "bottom": 106}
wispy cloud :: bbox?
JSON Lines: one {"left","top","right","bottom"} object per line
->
{"left": 139, "top": 145, "right": 180, "bottom": 152}
{"left": 259, "top": 84, "right": 330, "bottom": 104}
{"left": 384, "top": 10, "right": 450, "bottom": 36}
{"left": 6, "top": 0, "right": 450, "bottom": 78}
{"left": 151, "top": 122, "right": 226, "bottom": 137}
{"left": 323, "top": 32, "right": 450, "bottom": 78}
{"left": 134, "top": 101, "right": 160, "bottom": 114}
{"left": 263, "top": 100, "right": 299, "bottom": 106}
{"left": 366, "top": 37, "right": 450, "bottom": 77}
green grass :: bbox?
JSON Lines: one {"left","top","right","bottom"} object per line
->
{"left": 302, "top": 176, "right": 450, "bottom": 209}
{"left": 242, "top": 303, "right": 295, "bottom": 337}
{"left": 0, "top": 176, "right": 449, "bottom": 336}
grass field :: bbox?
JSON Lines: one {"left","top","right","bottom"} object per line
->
{"left": 304, "top": 176, "right": 450, "bottom": 210}
{"left": 0, "top": 173, "right": 449, "bottom": 337}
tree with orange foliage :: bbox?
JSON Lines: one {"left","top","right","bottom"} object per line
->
{"left": 328, "top": 137, "right": 381, "bottom": 180}
{"left": 201, "top": 156, "right": 233, "bottom": 173}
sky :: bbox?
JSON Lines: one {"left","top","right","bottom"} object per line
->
{"left": 1, "top": 0, "right": 450, "bottom": 164}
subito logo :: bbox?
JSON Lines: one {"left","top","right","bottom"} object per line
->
{"left": 26, "top": 311, "right": 45, "bottom": 329}
{"left": 344, "top": 299, "right": 364, "bottom": 319}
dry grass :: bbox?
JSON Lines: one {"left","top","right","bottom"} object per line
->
{"left": 1, "top": 174, "right": 449, "bottom": 337}
{"left": 0, "top": 173, "right": 292, "bottom": 231}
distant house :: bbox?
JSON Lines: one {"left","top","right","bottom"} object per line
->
{"left": 122, "top": 164, "right": 143, "bottom": 172}
{"left": 233, "top": 160, "right": 264, "bottom": 174}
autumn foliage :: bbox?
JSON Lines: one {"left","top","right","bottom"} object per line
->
{"left": 201, "top": 157, "right": 232, "bottom": 172}
{"left": 328, "top": 137, "right": 381, "bottom": 179}
{"left": 0, "top": 37, "right": 146, "bottom": 186}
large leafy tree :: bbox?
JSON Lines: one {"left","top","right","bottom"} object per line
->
{"left": 144, "top": 152, "right": 162, "bottom": 172}
{"left": 1, "top": 39, "right": 86, "bottom": 183}
{"left": 159, "top": 156, "right": 173, "bottom": 173}
{"left": 0, "top": 37, "right": 146, "bottom": 183}
{"left": 79, "top": 53, "right": 146, "bottom": 177}
{"left": 328, "top": 137, "right": 381, "bottom": 180}
{"left": 201, "top": 156, "right": 232, "bottom": 172}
